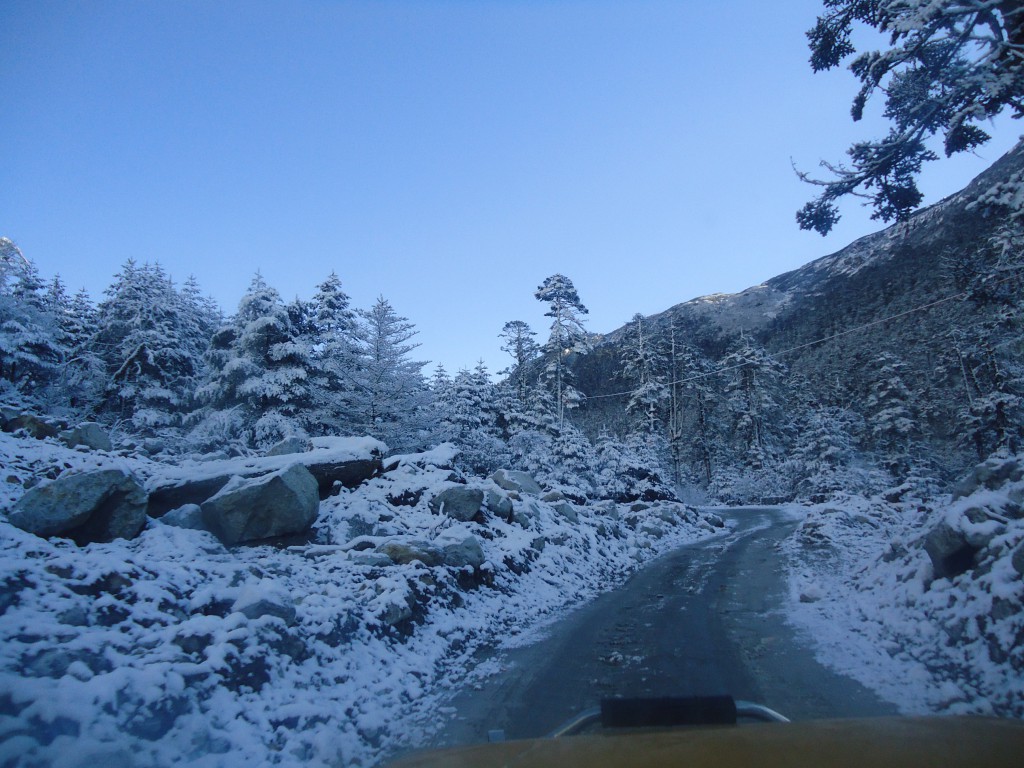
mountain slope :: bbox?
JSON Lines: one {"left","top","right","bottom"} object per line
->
{"left": 573, "top": 139, "right": 1024, "bottom": 481}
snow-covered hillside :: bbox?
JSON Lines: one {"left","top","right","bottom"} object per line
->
{"left": 784, "top": 458, "right": 1024, "bottom": 717}
{"left": 0, "top": 433, "right": 724, "bottom": 767}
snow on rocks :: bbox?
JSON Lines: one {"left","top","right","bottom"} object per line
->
{"left": 0, "top": 434, "right": 722, "bottom": 766}
{"left": 8, "top": 468, "right": 147, "bottom": 544}
{"left": 783, "top": 456, "right": 1024, "bottom": 718}
{"left": 58, "top": 422, "right": 113, "bottom": 452}
{"left": 200, "top": 463, "right": 320, "bottom": 545}
{"left": 146, "top": 436, "right": 386, "bottom": 516}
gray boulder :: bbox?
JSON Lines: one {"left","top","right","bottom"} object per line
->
{"left": 148, "top": 475, "right": 236, "bottom": 518}
{"left": 160, "top": 504, "right": 210, "bottom": 532}
{"left": 59, "top": 422, "right": 113, "bottom": 452}
{"left": 201, "top": 463, "right": 319, "bottom": 546}
{"left": 264, "top": 437, "right": 312, "bottom": 457}
{"left": 441, "top": 535, "right": 486, "bottom": 568}
{"left": 1012, "top": 543, "right": 1024, "bottom": 579}
{"left": 952, "top": 456, "right": 1024, "bottom": 500}
{"left": 483, "top": 490, "right": 513, "bottom": 521}
{"left": 490, "top": 469, "right": 542, "bottom": 495}
{"left": 923, "top": 520, "right": 977, "bottom": 580}
{"left": 2, "top": 413, "right": 59, "bottom": 440}
{"left": 147, "top": 454, "right": 381, "bottom": 518}
{"left": 8, "top": 468, "right": 147, "bottom": 544}
{"left": 552, "top": 501, "right": 579, "bottom": 523}
{"left": 429, "top": 487, "right": 484, "bottom": 522}
{"left": 303, "top": 457, "right": 381, "bottom": 497}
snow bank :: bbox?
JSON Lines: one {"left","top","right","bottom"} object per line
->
{"left": 782, "top": 460, "right": 1024, "bottom": 717}
{"left": 0, "top": 435, "right": 720, "bottom": 766}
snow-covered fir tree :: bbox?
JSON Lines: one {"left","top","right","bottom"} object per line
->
{"left": 594, "top": 429, "right": 675, "bottom": 503}
{"left": 535, "top": 274, "right": 591, "bottom": 427}
{"left": 92, "top": 261, "right": 211, "bottom": 436}
{"left": 433, "top": 362, "right": 509, "bottom": 475}
{"left": 865, "top": 352, "right": 921, "bottom": 478}
{"left": 350, "top": 296, "right": 432, "bottom": 452}
{"left": 722, "top": 334, "right": 789, "bottom": 471}
{"left": 0, "top": 249, "right": 62, "bottom": 403}
{"left": 787, "top": 404, "right": 864, "bottom": 501}
{"left": 666, "top": 338, "right": 721, "bottom": 488}
{"left": 193, "top": 273, "right": 312, "bottom": 450}
{"left": 620, "top": 312, "right": 668, "bottom": 436}
{"left": 498, "top": 319, "right": 539, "bottom": 406}
{"left": 306, "top": 272, "right": 362, "bottom": 435}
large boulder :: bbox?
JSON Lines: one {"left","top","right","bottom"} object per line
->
{"left": 2, "top": 414, "right": 59, "bottom": 440}
{"left": 147, "top": 475, "right": 236, "bottom": 518}
{"left": 483, "top": 490, "right": 513, "bottom": 522}
{"left": 59, "top": 422, "right": 113, "bottom": 452}
{"left": 8, "top": 468, "right": 147, "bottom": 544}
{"left": 200, "top": 463, "right": 319, "bottom": 546}
{"left": 923, "top": 520, "right": 978, "bottom": 580}
{"left": 429, "top": 487, "right": 484, "bottom": 522}
{"left": 303, "top": 456, "right": 381, "bottom": 497}
{"left": 489, "top": 469, "right": 542, "bottom": 495}
{"left": 951, "top": 456, "right": 1024, "bottom": 500}
{"left": 440, "top": 535, "right": 485, "bottom": 568}
{"left": 147, "top": 454, "right": 382, "bottom": 518}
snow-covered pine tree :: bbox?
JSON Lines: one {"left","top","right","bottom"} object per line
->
{"left": 540, "top": 419, "right": 597, "bottom": 502}
{"left": 93, "top": 261, "right": 208, "bottom": 436}
{"left": 595, "top": 429, "right": 676, "bottom": 503}
{"left": 667, "top": 335, "right": 721, "bottom": 488}
{"left": 193, "top": 273, "right": 312, "bottom": 449}
{"left": 57, "top": 287, "right": 105, "bottom": 414}
{"left": 620, "top": 312, "right": 669, "bottom": 436}
{"left": 350, "top": 296, "right": 432, "bottom": 452}
{"left": 798, "top": 0, "right": 1024, "bottom": 234}
{"left": 535, "top": 274, "right": 591, "bottom": 427}
{"left": 0, "top": 248, "right": 62, "bottom": 402}
{"left": 499, "top": 319, "right": 539, "bottom": 405}
{"left": 434, "top": 362, "right": 509, "bottom": 475}
{"left": 721, "top": 334, "right": 789, "bottom": 472}
{"left": 787, "top": 404, "right": 862, "bottom": 501}
{"left": 306, "top": 273, "right": 362, "bottom": 435}
{"left": 865, "top": 352, "right": 922, "bottom": 478}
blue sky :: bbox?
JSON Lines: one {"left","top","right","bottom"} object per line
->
{"left": 2, "top": 0, "right": 1020, "bottom": 375}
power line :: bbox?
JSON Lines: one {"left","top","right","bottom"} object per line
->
{"left": 585, "top": 268, "right": 1023, "bottom": 402}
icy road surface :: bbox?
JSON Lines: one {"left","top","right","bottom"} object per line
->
{"left": 422, "top": 507, "right": 896, "bottom": 746}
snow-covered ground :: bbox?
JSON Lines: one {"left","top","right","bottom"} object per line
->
{"left": 0, "top": 433, "right": 724, "bottom": 767}
{"left": 782, "top": 459, "right": 1024, "bottom": 717}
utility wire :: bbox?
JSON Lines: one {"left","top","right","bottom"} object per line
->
{"left": 585, "top": 267, "right": 1024, "bottom": 402}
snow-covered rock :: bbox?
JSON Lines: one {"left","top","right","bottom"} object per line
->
{"left": 264, "top": 436, "right": 312, "bottom": 457}
{"left": 200, "top": 463, "right": 319, "bottom": 545}
{"left": 377, "top": 540, "right": 444, "bottom": 567}
{"left": 146, "top": 436, "right": 385, "bottom": 516}
{"left": 439, "top": 535, "right": 486, "bottom": 568}
{"left": 785, "top": 458, "right": 1024, "bottom": 719}
{"left": 58, "top": 422, "right": 112, "bottom": 452}
{"left": 1, "top": 413, "right": 59, "bottom": 440}
{"left": 0, "top": 433, "right": 723, "bottom": 766}
{"left": 8, "top": 468, "right": 147, "bottom": 543}
{"left": 490, "top": 469, "right": 542, "bottom": 495}
{"left": 428, "top": 486, "right": 484, "bottom": 522}
{"left": 922, "top": 519, "right": 977, "bottom": 579}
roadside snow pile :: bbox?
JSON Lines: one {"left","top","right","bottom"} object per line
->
{"left": 783, "top": 455, "right": 1024, "bottom": 717}
{"left": 0, "top": 433, "right": 722, "bottom": 767}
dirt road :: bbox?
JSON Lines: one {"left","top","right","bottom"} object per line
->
{"left": 427, "top": 507, "right": 896, "bottom": 746}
